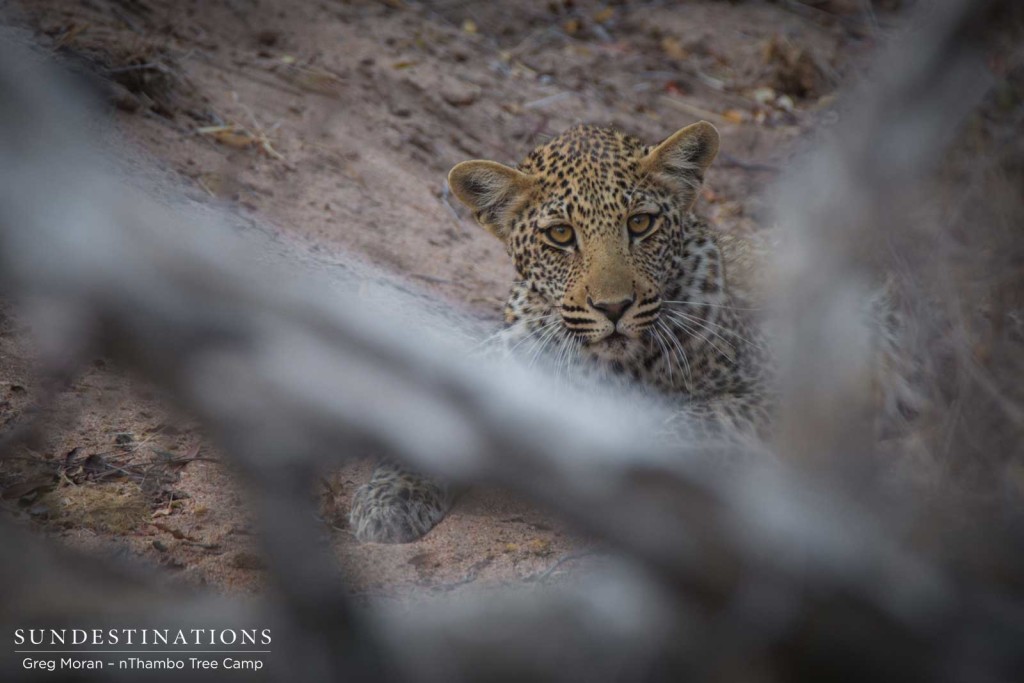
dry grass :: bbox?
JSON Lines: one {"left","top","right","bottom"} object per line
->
{"left": 40, "top": 482, "right": 149, "bottom": 534}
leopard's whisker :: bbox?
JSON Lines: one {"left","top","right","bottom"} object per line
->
{"left": 663, "top": 312, "right": 733, "bottom": 362}
{"left": 658, "top": 318, "right": 692, "bottom": 389}
{"left": 556, "top": 331, "right": 580, "bottom": 382}
{"left": 473, "top": 326, "right": 508, "bottom": 349}
{"left": 657, "top": 321, "right": 688, "bottom": 389}
{"left": 550, "top": 332, "right": 568, "bottom": 382}
{"left": 649, "top": 322, "right": 674, "bottom": 386}
{"left": 665, "top": 308, "right": 767, "bottom": 354}
{"left": 508, "top": 314, "right": 560, "bottom": 355}
{"left": 663, "top": 311, "right": 731, "bottom": 353}
{"left": 662, "top": 299, "right": 763, "bottom": 312}
{"left": 526, "top": 321, "right": 565, "bottom": 368}
{"left": 476, "top": 311, "right": 551, "bottom": 350}
{"left": 531, "top": 321, "right": 563, "bottom": 359}
{"left": 663, "top": 310, "right": 737, "bottom": 351}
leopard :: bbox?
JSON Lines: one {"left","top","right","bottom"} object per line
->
{"left": 349, "top": 121, "right": 774, "bottom": 544}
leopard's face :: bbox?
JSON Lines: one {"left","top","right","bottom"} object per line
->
{"left": 449, "top": 122, "right": 722, "bottom": 369}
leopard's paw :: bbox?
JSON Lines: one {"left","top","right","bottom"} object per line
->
{"left": 349, "top": 465, "right": 451, "bottom": 543}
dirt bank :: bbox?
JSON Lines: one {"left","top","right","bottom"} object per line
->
{"left": 1, "top": 0, "right": 878, "bottom": 596}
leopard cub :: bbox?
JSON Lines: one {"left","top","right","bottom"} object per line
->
{"left": 350, "top": 121, "right": 772, "bottom": 543}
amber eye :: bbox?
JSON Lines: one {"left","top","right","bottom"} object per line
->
{"left": 544, "top": 224, "right": 576, "bottom": 247}
{"left": 627, "top": 213, "right": 656, "bottom": 238}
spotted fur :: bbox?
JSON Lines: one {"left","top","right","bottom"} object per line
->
{"left": 350, "top": 122, "right": 774, "bottom": 544}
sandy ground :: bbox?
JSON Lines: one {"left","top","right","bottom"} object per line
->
{"left": 0, "top": 0, "right": 879, "bottom": 597}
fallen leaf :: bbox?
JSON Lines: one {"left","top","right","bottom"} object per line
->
{"left": 752, "top": 86, "right": 776, "bottom": 105}
{"left": 279, "top": 63, "right": 345, "bottom": 97}
{"left": 723, "top": 109, "right": 747, "bottom": 124}
{"left": 661, "top": 37, "right": 688, "bottom": 61}
{"left": 664, "top": 81, "right": 687, "bottom": 96}
{"left": 197, "top": 125, "right": 256, "bottom": 150}
{"left": 816, "top": 93, "right": 838, "bottom": 109}
{"left": 195, "top": 171, "right": 226, "bottom": 197}
{"left": 527, "top": 538, "right": 553, "bottom": 556}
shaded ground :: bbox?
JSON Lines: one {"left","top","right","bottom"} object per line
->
{"left": 0, "top": 0, "right": 881, "bottom": 596}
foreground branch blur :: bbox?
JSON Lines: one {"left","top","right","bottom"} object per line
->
{"left": 1, "top": 0, "right": 1023, "bottom": 681}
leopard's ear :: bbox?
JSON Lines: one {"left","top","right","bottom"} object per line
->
{"left": 642, "top": 121, "right": 719, "bottom": 203}
{"left": 448, "top": 160, "right": 533, "bottom": 241}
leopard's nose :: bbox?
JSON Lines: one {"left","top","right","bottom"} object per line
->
{"left": 588, "top": 296, "right": 635, "bottom": 324}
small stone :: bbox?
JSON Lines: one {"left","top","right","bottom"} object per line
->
{"left": 255, "top": 29, "right": 281, "bottom": 47}
{"left": 114, "top": 89, "right": 142, "bottom": 113}
{"left": 440, "top": 80, "right": 481, "bottom": 107}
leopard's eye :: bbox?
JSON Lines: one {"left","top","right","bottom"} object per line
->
{"left": 544, "top": 224, "right": 575, "bottom": 247}
{"left": 627, "top": 213, "right": 656, "bottom": 238}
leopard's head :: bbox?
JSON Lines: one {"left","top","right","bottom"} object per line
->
{"left": 448, "top": 122, "right": 721, "bottom": 365}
